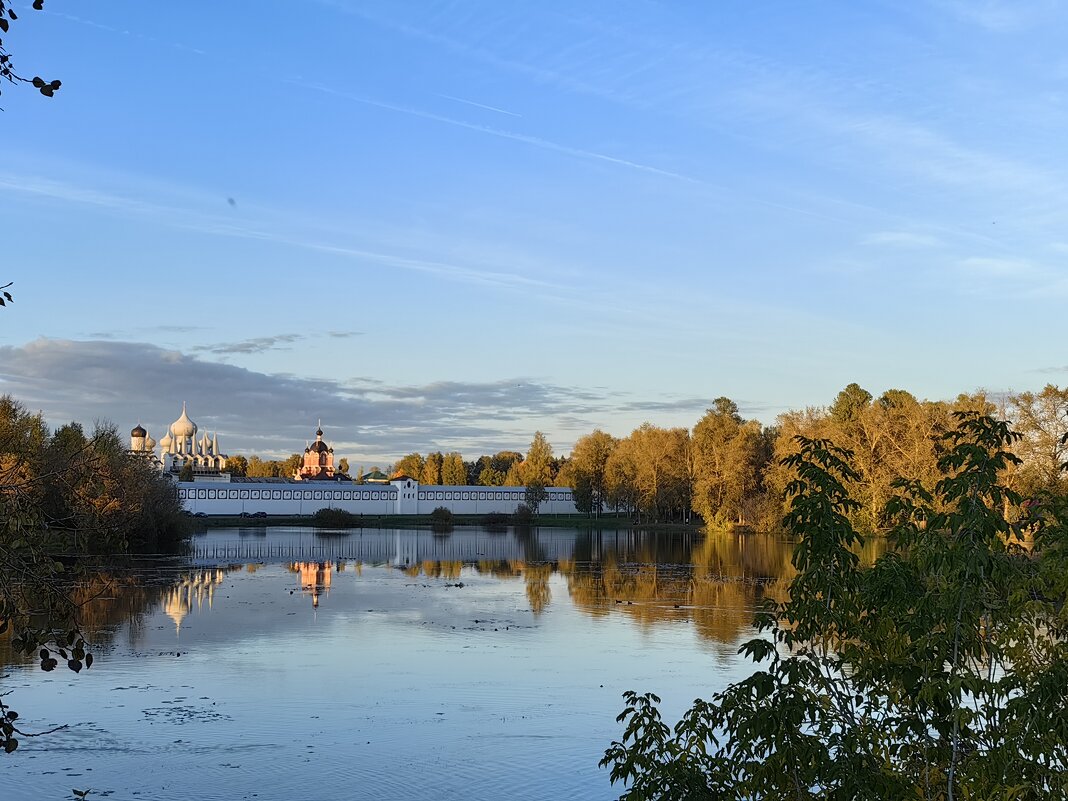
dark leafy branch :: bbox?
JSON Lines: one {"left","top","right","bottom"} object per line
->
{"left": 0, "top": 0, "right": 60, "bottom": 100}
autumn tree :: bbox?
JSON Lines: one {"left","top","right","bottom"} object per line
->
{"left": 503, "top": 462, "right": 524, "bottom": 486}
{"left": 568, "top": 429, "right": 617, "bottom": 516}
{"left": 421, "top": 451, "right": 443, "bottom": 485}
{"left": 524, "top": 432, "right": 554, "bottom": 486}
{"left": 393, "top": 452, "right": 424, "bottom": 480}
{"left": 441, "top": 452, "right": 466, "bottom": 485}
{"left": 1010, "top": 384, "right": 1068, "bottom": 495}
{"left": 225, "top": 455, "right": 248, "bottom": 477}
{"left": 607, "top": 424, "right": 690, "bottom": 523}
{"left": 690, "top": 398, "right": 769, "bottom": 527}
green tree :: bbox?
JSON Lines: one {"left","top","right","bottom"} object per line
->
{"left": 602, "top": 413, "right": 1068, "bottom": 799}
{"left": 441, "top": 452, "right": 466, "bottom": 485}
{"left": 178, "top": 462, "right": 193, "bottom": 481}
{"left": 829, "top": 381, "right": 873, "bottom": 424}
{"left": 524, "top": 480, "right": 548, "bottom": 515}
{"left": 479, "top": 466, "right": 506, "bottom": 486}
{"left": 337, "top": 457, "right": 350, "bottom": 475}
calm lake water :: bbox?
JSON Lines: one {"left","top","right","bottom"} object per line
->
{"left": 3, "top": 526, "right": 812, "bottom": 801}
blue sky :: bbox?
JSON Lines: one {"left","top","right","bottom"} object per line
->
{"left": 2, "top": 0, "right": 1068, "bottom": 462}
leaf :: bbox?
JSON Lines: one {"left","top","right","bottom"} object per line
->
{"left": 85, "top": 652, "right": 94, "bottom": 669}
{"left": 0, "top": 18, "right": 8, "bottom": 33}
{"left": 33, "top": 0, "right": 44, "bottom": 9}
{"left": 68, "top": 659, "right": 82, "bottom": 673}
{"left": 31, "top": 76, "right": 44, "bottom": 87}
{"left": 4, "top": 738, "right": 17, "bottom": 753}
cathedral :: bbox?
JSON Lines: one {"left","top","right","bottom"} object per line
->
{"left": 295, "top": 422, "right": 344, "bottom": 481}
{"left": 130, "top": 403, "right": 228, "bottom": 474}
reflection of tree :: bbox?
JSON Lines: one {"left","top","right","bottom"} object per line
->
{"left": 524, "top": 563, "right": 553, "bottom": 615}
{"left": 565, "top": 531, "right": 804, "bottom": 644}
{"left": 475, "top": 560, "right": 522, "bottom": 579}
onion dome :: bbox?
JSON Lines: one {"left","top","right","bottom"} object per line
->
{"left": 160, "top": 430, "right": 174, "bottom": 449}
{"left": 310, "top": 439, "right": 330, "bottom": 453}
{"left": 145, "top": 435, "right": 157, "bottom": 450}
{"left": 171, "top": 402, "right": 197, "bottom": 438}
{"left": 131, "top": 423, "right": 147, "bottom": 438}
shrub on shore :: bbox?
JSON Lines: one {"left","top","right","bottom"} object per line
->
{"left": 312, "top": 507, "right": 362, "bottom": 528}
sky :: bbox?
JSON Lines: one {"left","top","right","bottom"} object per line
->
{"left": 2, "top": 0, "right": 1068, "bottom": 463}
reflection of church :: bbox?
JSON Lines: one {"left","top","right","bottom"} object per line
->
{"left": 162, "top": 568, "right": 228, "bottom": 636}
{"left": 290, "top": 562, "right": 333, "bottom": 607}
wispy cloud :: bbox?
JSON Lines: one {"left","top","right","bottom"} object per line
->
{"left": 192, "top": 334, "right": 305, "bottom": 356}
{"left": 934, "top": 0, "right": 1058, "bottom": 32}
{"left": 958, "top": 256, "right": 1041, "bottom": 278}
{"left": 436, "top": 93, "right": 522, "bottom": 117}
{"left": 292, "top": 80, "right": 701, "bottom": 184}
{"left": 863, "top": 231, "right": 945, "bottom": 249}
{"left": 0, "top": 170, "right": 569, "bottom": 299}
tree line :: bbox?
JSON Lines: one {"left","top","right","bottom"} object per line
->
{"left": 222, "top": 385, "right": 1068, "bottom": 530}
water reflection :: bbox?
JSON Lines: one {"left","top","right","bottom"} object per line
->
{"left": 2, "top": 528, "right": 888, "bottom": 670}
{"left": 2, "top": 528, "right": 889, "bottom": 801}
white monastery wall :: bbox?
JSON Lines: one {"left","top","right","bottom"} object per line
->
{"left": 178, "top": 479, "right": 578, "bottom": 516}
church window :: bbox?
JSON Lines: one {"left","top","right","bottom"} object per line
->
{"left": 478, "top": 492, "right": 486, "bottom": 500}
{"left": 313, "top": 491, "right": 323, "bottom": 501}
{"left": 462, "top": 492, "right": 470, "bottom": 500}
{"left": 207, "top": 490, "right": 217, "bottom": 500}
{"left": 272, "top": 491, "right": 282, "bottom": 500}
{"left": 197, "top": 490, "right": 207, "bottom": 499}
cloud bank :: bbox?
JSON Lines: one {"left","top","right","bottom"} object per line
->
{"left": 0, "top": 339, "right": 723, "bottom": 461}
